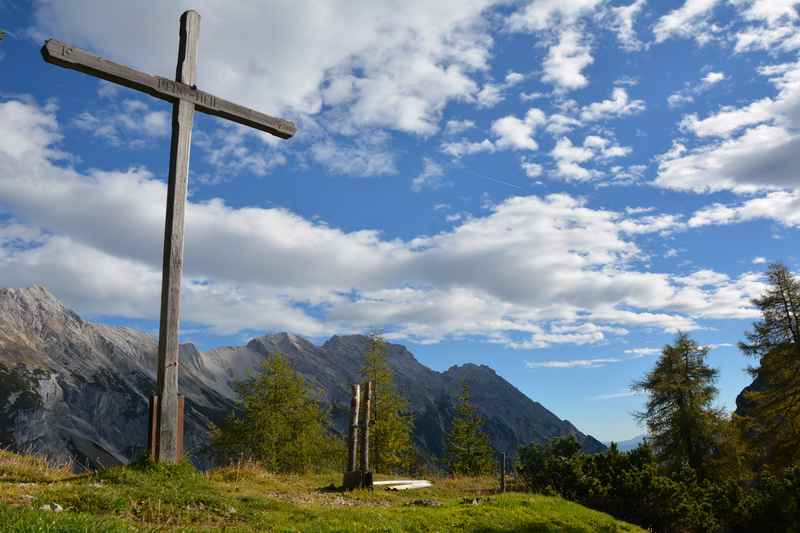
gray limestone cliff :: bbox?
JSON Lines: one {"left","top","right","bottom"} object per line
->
{"left": 0, "top": 286, "right": 604, "bottom": 470}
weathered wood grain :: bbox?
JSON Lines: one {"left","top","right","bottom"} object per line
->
{"left": 41, "top": 40, "right": 296, "bottom": 139}
{"left": 347, "top": 384, "right": 361, "bottom": 472}
{"left": 156, "top": 9, "right": 200, "bottom": 464}
{"left": 359, "top": 381, "right": 373, "bottom": 474}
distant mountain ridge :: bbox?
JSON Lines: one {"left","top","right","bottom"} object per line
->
{"left": 0, "top": 285, "right": 605, "bottom": 470}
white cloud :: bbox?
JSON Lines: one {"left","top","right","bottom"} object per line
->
{"left": 491, "top": 108, "right": 546, "bottom": 150}
{"left": 444, "top": 119, "right": 476, "bottom": 135}
{"left": 411, "top": 158, "right": 446, "bottom": 192}
{"left": 0, "top": 98, "right": 764, "bottom": 346}
{"left": 657, "top": 124, "right": 800, "bottom": 193}
{"left": 506, "top": 0, "right": 602, "bottom": 32}
{"left": 542, "top": 28, "right": 594, "bottom": 91}
{"left": 550, "top": 136, "right": 632, "bottom": 182}
{"left": 33, "top": 0, "right": 501, "bottom": 137}
{"left": 753, "top": 256, "right": 767, "bottom": 264}
{"left": 689, "top": 190, "right": 800, "bottom": 227}
{"left": 624, "top": 347, "right": 660, "bottom": 357}
{"left": 546, "top": 113, "right": 582, "bottom": 135}
{"left": 310, "top": 138, "right": 396, "bottom": 176}
{"left": 527, "top": 357, "right": 623, "bottom": 369}
{"left": 440, "top": 138, "right": 496, "bottom": 157}
{"left": 609, "top": 0, "right": 647, "bottom": 52}
{"left": 657, "top": 61, "right": 800, "bottom": 193}
{"left": 474, "top": 71, "right": 525, "bottom": 108}
{"left": 668, "top": 71, "right": 726, "bottom": 108}
{"left": 580, "top": 87, "right": 646, "bottom": 121}
{"left": 731, "top": 1, "right": 800, "bottom": 52}
{"left": 653, "top": 0, "right": 720, "bottom": 44}
{"left": 521, "top": 157, "right": 543, "bottom": 178}
{"left": 443, "top": 107, "right": 546, "bottom": 157}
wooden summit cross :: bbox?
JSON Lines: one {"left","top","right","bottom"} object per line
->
{"left": 41, "top": 10, "right": 296, "bottom": 463}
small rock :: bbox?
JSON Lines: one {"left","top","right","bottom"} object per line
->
{"left": 39, "top": 504, "right": 51, "bottom": 512}
{"left": 405, "top": 499, "right": 441, "bottom": 507}
{"left": 52, "top": 503, "right": 63, "bottom": 513}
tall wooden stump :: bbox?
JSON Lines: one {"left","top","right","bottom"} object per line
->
{"left": 343, "top": 381, "right": 374, "bottom": 490}
{"left": 342, "top": 384, "right": 362, "bottom": 489}
{"left": 359, "top": 381, "right": 374, "bottom": 488}
{"left": 147, "top": 394, "right": 185, "bottom": 461}
{"left": 347, "top": 384, "right": 361, "bottom": 471}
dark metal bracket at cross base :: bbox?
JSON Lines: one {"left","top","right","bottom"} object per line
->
{"left": 343, "top": 381, "right": 373, "bottom": 490}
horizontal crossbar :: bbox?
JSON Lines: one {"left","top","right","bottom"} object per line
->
{"left": 42, "top": 39, "right": 296, "bottom": 139}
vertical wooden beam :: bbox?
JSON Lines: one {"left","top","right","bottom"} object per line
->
{"left": 359, "top": 381, "right": 373, "bottom": 474}
{"left": 176, "top": 394, "right": 185, "bottom": 463}
{"left": 155, "top": 9, "right": 200, "bottom": 464}
{"left": 147, "top": 395, "right": 159, "bottom": 460}
{"left": 347, "top": 384, "right": 361, "bottom": 472}
{"left": 500, "top": 452, "right": 506, "bottom": 493}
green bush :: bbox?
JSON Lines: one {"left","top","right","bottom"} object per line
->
{"left": 516, "top": 436, "right": 800, "bottom": 533}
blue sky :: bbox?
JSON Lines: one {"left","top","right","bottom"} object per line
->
{"left": 2, "top": 0, "right": 799, "bottom": 442}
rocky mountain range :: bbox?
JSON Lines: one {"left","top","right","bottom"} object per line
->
{"left": 0, "top": 285, "right": 604, "bottom": 470}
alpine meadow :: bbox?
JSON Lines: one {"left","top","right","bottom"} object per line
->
{"left": 1, "top": 1, "right": 800, "bottom": 532}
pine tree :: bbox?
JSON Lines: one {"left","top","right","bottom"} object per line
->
{"left": 633, "top": 332, "right": 723, "bottom": 480}
{"left": 211, "top": 353, "right": 342, "bottom": 473}
{"left": 738, "top": 262, "right": 800, "bottom": 469}
{"left": 445, "top": 382, "right": 496, "bottom": 476}
{"left": 360, "top": 334, "right": 415, "bottom": 473}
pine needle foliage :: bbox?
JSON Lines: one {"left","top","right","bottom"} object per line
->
{"left": 360, "top": 334, "right": 415, "bottom": 473}
{"left": 738, "top": 262, "right": 800, "bottom": 469}
{"left": 211, "top": 353, "right": 342, "bottom": 473}
{"left": 633, "top": 332, "right": 723, "bottom": 480}
{"left": 445, "top": 382, "right": 496, "bottom": 476}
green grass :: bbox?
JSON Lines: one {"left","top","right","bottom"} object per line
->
{"left": 0, "top": 450, "right": 645, "bottom": 532}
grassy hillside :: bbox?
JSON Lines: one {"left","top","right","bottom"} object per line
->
{"left": 0, "top": 450, "right": 644, "bottom": 532}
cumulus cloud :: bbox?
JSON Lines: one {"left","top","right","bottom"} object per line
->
{"left": 444, "top": 119, "right": 476, "bottom": 135}
{"left": 32, "top": 0, "right": 500, "bottom": 137}
{"left": 580, "top": 87, "right": 646, "bottom": 121}
{"left": 667, "top": 71, "right": 726, "bottom": 108}
{"left": 732, "top": 0, "right": 800, "bottom": 53}
{"left": 440, "top": 108, "right": 545, "bottom": 157}
{"left": 653, "top": 0, "right": 720, "bottom": 44}
{"left": 542, "top": 28, "right": 594, "bottom": 91}
{"left": 492, "top": 108, "right": 546, "bottom": 150}
{"left": 550, "top": 136, "right": 632, "bottom": 182}
{"left": 411, "top": 158, "right": 447, "bottom": 192}
{"left": 689, "top": 190, "right": 800, "bottom": 227}
{"left": 608, "top": 0, "right": 647, "bottom": 52}
{"left": 0, "top": 98, "right": 763, "bottom": 346}
{"left": 527, "top": 357, "right": 623, "bottom": 369}
{"left": 506, "top": 0, "right": 602, "bottom": 32}
{"left": 72, "top": 98, "right": 169, "bottom": 148}
{"left": 656, "top": 61, "right": 800, "bottom": 193}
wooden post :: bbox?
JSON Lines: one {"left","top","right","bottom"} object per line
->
{"left": 347, "top": 384, "right": 360, "bottom": 472}
{"left": 155, "top": 9, "right": 199, "bottom": 464}
{"left": 147, "top": 395, "right": 159, "bottom": 460}
{"left": 176, "top": 394, "right": 185, "bottom": 463}
{"left": 359, "top": 381, "right": 373, "bottom": 478}
{"left": 500, "top": 452, "right": 506, "bottom": 493}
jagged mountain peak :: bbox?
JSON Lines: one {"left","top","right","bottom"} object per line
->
{"left": 0, "top": 286, "right": 607, "bottom": 469}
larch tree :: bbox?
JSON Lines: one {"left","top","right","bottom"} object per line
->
{"left": 445, "top": 382, "right": 496, "bottom": 476}
{"left": 633, "top": 332, "right": 723, "bottom": 480}
{"left": 211, "top": 353, "right": 342, "bottom": 473}
{"left": 738, "top": 262, "right": 800, "bottom": 470}
{"left": 360, "top": 334, "right": 415, "bottom": 473}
